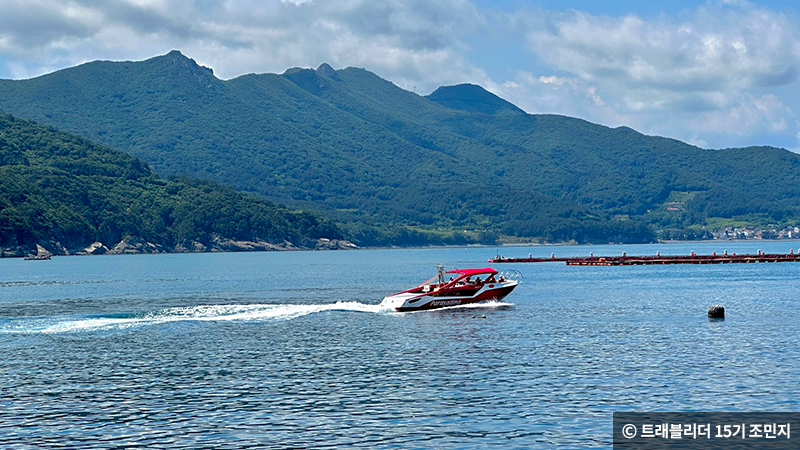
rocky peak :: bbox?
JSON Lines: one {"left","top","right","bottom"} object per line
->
{"left": 316, "top": 63, "right": 341, "bottom": 81}
{"left": 159, "top": 50, "right": 215, "bottom": 79}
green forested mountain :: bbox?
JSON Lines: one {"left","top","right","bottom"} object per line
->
{"left": 0, "top": 51, "right": 796, "bottom": 245}
{"left": 0, "top": 114, "right": 341, "bottom": 255}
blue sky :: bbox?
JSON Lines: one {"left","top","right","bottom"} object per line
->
{"left": 0, "top": 0, "right": 797, "bottom": 151}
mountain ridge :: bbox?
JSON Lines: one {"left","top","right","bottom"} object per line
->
{"left": 0, "top": 51, "right": 796, "bottom": 245}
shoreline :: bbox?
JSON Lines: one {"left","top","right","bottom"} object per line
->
{"left": 5, "top": 237, "right": 798, "bottom": 259}
{"left": 1, "top": 236, "right": 358, "bottom": 259}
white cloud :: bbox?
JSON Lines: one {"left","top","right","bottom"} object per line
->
{"left": 527, "top": 3, "right": 798, "bottom": 93}
{"left": 510, "top": 0, "right": 799, "bottom": 148}
{"left": 689, "top": 93, "right": 793, "bottom": 135}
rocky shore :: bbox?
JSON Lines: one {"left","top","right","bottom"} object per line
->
{"left": 0, "top": 235, "right": 357, "bottom": 258}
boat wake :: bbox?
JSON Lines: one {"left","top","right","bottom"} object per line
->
{"left": 1, "top": 299, "right": 515, "bottom": 334}
{"left": 0, "top": 301, "right": 389, "bottom": 334}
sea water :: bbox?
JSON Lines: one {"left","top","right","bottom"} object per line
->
{"left": 1, "top": 242, "right": 798, "bottom": 448}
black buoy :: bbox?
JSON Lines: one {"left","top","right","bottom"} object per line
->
{"left": 708, "top": 305, "right": 725, "bottom": 319}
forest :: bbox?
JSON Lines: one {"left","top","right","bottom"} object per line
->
{"left": 0, "top": 114, "right": 342, "bottom": 255}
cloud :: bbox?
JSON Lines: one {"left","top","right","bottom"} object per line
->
{"left": 0, "top": 1, "right": 100, "bottom": 50}
{"left": 508, "top": 1, "right": 799, "bottom": 148}
{"left": 489, "top": 73, "right": 624, "bottom": 126}
{"left": 689, "top": 93, "right": 793, "bottom": 134}
{"left": 527, "top": 3, "right": 799, "bottom": 94}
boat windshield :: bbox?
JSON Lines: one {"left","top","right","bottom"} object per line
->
{"left": 418, "top": 274, "right": 443, "bottom": 287}
{"left": 418, "top": 268, "right": 499, "bottom": 288}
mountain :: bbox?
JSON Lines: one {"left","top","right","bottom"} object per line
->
{"left": 0, "top": 51, "right": 796, "bottom": 245}
{"left": 0, "top": 114, "right": 344, "bottom": 256}
{"left": 427, "top": 84, "right": 525, "bottom": 115}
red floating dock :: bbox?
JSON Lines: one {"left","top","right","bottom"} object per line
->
{"left": 489, "top": 250, "right": 800, "bottom": 266}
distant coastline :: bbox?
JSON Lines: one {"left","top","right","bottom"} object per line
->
{"left": 1, "top": 236, "right": 357, "bottom": 258}
{"left": 6, "top": 235, "right": 799, "bottom": 259}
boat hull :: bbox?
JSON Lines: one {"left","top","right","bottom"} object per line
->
{"left": 382, "top": 282, "right": 518, "bottom": 312}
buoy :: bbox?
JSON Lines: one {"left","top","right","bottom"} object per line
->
{"left": 481, "top": 315, "right": 487, "bottom": 319}
{"left": 708, "top": 305, "right": 725, "bottom": 319}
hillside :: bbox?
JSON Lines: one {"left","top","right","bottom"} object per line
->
{"left": 0, "top": 51, "right": 797, "bottom": 245}
{"left": 0, "top": 114, "right": 344, "bottom": 256}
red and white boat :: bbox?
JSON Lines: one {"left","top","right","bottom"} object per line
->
{"left": 381, "top": 265, "right": 522, "bottom": 312}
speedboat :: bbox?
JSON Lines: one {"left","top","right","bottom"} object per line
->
{"left": 381, "top": 265, "right": 522, "bottom": 312}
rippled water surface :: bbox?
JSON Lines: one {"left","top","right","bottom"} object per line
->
{"left": 1, "top": 242, "right": 798, "bottom": 448}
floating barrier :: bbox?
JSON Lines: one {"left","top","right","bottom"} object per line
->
{"left": 489, "top": 250, "right": 800, "bottom": 266}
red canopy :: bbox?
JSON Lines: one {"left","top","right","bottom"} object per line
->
{"left": 446, "top": 267, "right": 498, "bottom": 277}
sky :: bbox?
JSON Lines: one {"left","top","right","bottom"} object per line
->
{"left": 0, "top": 0, "right": 797, "bottom": 151}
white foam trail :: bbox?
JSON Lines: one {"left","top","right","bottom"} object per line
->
{"left": 1, "top": 300, "right": 512, "bottom": 334}
{"left": 3, "top": 301, "right": 390, "bottom": 334}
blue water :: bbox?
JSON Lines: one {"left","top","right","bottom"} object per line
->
{"left": 1, "top": 242, "right": 798, "bottom": 449}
